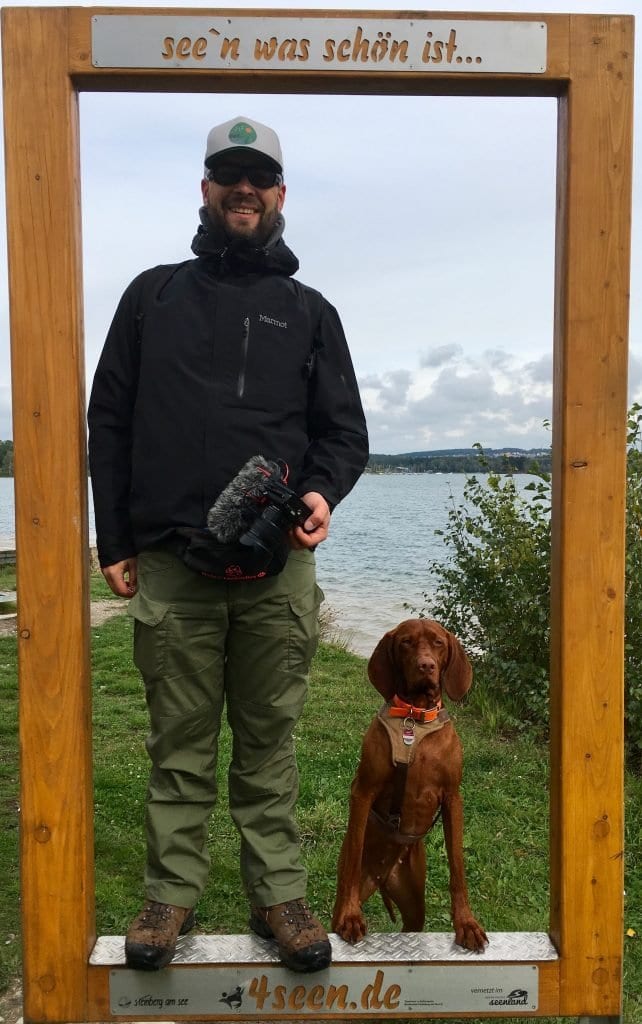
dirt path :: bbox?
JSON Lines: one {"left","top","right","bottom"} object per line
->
{"left": 0, "top": 599, "right": 128, "bottom": 637}
{"left": 0, "top": 979, "right": 22, "bottom": 1024}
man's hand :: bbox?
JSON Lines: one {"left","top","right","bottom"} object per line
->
{"left": 102, "top": 557, "right": 138, "bottom": 597}
{"left": 290, "top": 492, "right": 331, "bottom": 549}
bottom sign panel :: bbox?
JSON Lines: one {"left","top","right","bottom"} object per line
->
{"left": 110, "top": 963, "right": 538, "bottom": 1016}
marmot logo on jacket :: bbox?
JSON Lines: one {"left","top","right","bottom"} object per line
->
{"left": 259, "top": 313, "right": 287, "bottom": 329}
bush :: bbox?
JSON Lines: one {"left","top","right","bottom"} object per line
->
{"left": 415, "top": 447, "right": 551, "bottom": 736}
{"left": 0, "top": 440, "right": 13, "bottom": 477}
{"left": 417, "top": 416, "right": 642, "bottom": 763}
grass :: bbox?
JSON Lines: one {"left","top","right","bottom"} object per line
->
{"left": 0, "top": 564, "right": 16, "bottom": 592}
{"left": 0, "top": 561, "right": 122, "bottom": 602}
{"left": 0, "top": 627, "right": 18, "bottom": 993}
{"left": 1, "top": 598, "right": 641, "bottom": 1022}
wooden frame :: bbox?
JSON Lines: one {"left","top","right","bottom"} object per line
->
{"left": 1, "top": 7, "right": 632, "bottom": 1021}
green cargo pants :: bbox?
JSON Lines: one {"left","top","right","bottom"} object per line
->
{"left": 127, "top": 547, "right": 323, "bottom": 910}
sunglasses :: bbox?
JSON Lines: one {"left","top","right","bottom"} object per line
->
{"left": 207, "top": 163, "right": 283, "bottom": 189}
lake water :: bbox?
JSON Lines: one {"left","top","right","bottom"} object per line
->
{"left": 0, "top": 473, "right": 530, "bottom": 656}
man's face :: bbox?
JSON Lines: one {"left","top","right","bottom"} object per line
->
{"left": 201, "top": 155, "right": 286, "bottom": 243}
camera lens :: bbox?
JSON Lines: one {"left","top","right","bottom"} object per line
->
{"left": 239, "top": 505, "right": 290, "bottom": 554}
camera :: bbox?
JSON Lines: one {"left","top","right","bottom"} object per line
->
{"left": 239, "top": 476, "right": 311, "bottom": 555}
{"left": 206, "top": 455, "right": 311, "bottom": 556}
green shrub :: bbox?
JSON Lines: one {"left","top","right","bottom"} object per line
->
{"left": 417, "top": 414, "right": 642, "bottom": 764}
{"left": 414, "top": 447, "right": 551, "bottom": 736}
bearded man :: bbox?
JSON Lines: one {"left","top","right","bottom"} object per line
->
{"left": 88, "top": 116, "right": 368, "bottom": 974}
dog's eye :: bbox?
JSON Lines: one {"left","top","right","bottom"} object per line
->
{"left": 400, "top": 637, "right": 411, "bottom": 646}
{"left": 434, "top": 638, "right": 444, "bottom": 646}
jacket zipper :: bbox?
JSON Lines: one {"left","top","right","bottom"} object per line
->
{"left": 238, "top": 316, "right": 250, "bottom": 398}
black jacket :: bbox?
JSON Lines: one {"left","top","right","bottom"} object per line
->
{"left": 88, "top": 213, "right": 369, "bottom": 568}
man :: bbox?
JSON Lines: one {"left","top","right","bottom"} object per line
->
{"left": 88, "top": 115, "right": 368, "bottom": 974}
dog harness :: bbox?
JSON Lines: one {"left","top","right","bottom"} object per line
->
{"left": 378, "top": 697, "right": 450, "bottom": 765}
{"left": 368, "top": 697, "right": 450, "bottom": 843}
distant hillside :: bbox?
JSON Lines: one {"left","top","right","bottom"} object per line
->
{"left": 367, "top": 447, "right": 551, "bottom": 474}
{"left": 0, "top": 437, "right": 550, "bottom": 478}
{"left": 401, "top": 447, "right": 550, "bottom": 459}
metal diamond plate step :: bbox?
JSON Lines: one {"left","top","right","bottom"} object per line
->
{"left": 92, "top": 930, "right": 558, "bottom": 965}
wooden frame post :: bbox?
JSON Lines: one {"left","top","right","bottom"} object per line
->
{"left": 2, "top": 7, "right": 93, "bottom": 1022}
{"left": 1, "top": 7, "right": 633, "bottom": 1021}
{"left": 549, "top": 15, "right": 632, "bottom": 1017}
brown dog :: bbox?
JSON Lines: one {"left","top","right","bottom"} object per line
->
{"left": 331, "top": 618, "right": 487, "bottom": 952}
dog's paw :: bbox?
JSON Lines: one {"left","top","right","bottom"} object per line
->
{"left": 455, "top": 918, "right": 488, "bottom": 954}
{"left": 331, "top": 909, "right": 368, "bottom": 944}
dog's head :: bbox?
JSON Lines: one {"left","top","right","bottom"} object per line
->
{"left": 367, "top": 618, "right": 472, "bottom": 705}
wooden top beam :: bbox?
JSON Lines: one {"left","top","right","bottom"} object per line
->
{"left": 64, "top": 6, "right": 571, "bottom": 94}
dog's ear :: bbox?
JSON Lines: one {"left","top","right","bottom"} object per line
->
{"left": 367, "top": 629, "right": 398, "bottom": 700}
{"left": 442, "top": 631, "right": 473, "bottom": 701}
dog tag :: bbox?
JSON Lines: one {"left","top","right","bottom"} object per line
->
{"left": 402, "top": 717, "right": 415, "bottom": 746}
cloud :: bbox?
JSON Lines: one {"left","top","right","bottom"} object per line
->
{"left": 523, "top": 353, "right": 553, "bottom": 385}
{"left": 420, "top": 344, "right": 463, "bottom": 368}
{"left": 629, "top": 352, "right": 642, "bottom": 403}
{"left": 363, "top": 349, "right": 552, "bottom": 453}
{"left": 484, "top": 348, "right": 513, "bottom": 371}
{"left": 359, "top": 370, "right": 413, "bottom": 410}
{"left": 0, "top": 386, "right": 12, "bottom": 440}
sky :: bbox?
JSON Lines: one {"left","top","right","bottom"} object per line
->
{"left": 0, "top": 0, "right": 640, "bottom": 455}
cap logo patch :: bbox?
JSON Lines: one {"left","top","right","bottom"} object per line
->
{"left": 228, "top": 122, "right": 257, "bottom": 146}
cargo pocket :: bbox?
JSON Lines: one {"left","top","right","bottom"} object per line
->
{"left": 287, "top": 583, "right": 324, "bottom": 669}
{"left": 128, "top": 591, "right": 171, "bottom": 681}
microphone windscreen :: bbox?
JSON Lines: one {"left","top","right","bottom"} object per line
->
{"left": 207, "top": 455, "right": 281, "bottom": 543}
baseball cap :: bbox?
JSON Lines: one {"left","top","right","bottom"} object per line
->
{"left": 204, "top": 117, "right": 283, "bottom": 173}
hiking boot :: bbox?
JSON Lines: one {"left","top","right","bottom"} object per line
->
{"left": 249, "top": 898, "right": 332, "bottom": 973}
{"left": 125, "top": 900, "right": 195, "bottom": 970}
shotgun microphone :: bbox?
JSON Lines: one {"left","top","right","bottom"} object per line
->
{"left": 207, "top": 455, "right": 311, "bottom": 554}
{"left": 206, "top": 455, "right": 280, "bottom": 544}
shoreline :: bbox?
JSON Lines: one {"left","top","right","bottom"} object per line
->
{"left": 0, "top": 546, "right": 411, "bottom": 659}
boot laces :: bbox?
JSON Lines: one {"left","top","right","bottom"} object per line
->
{"left": 280, "top": 899, "right": 315, "bottom": 932}
{"left": 138, "top": 901, "right": 174, "bottom": 927}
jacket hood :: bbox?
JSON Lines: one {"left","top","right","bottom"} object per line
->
{"left": 191, "top": 206, "right": 299, "bottom": 276}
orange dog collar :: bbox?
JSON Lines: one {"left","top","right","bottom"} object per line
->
{"left": 388, "top": 695, "right": 443, "bottom": 723}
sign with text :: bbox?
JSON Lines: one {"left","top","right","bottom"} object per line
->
{"left": 92, "top": 17, "right": 547, "bottom": 74}
{"left": 110, "top": 963, "right": 538, "bottom": 1016}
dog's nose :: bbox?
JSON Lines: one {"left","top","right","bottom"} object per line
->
{"left": 417, "top": 654, "right": 437, "bottom": 673}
